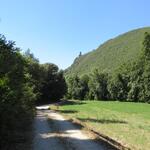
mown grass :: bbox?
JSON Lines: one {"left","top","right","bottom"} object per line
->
{"left": 52, "top": 100, "right": 150, "bottom": 150}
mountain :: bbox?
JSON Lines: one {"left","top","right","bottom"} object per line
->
{"left": 65, "top": 27, "right": 150, "bottom": 76}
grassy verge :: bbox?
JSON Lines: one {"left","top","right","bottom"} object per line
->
{"left": 50, "top": 100, "right": 150, "bottom": 150}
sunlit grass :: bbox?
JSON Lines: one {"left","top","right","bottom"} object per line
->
{"left": 55, "top": 100, "right": 150, "bottom": 150}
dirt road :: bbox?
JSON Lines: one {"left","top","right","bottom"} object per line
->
{"left": 33, "top": 105, "right": 111, "bottom": 150}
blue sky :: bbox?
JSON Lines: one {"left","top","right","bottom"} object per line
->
{"left": 0, "top": 0, "right": 150, "bottom": 69}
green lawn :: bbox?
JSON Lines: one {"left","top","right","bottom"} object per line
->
{"left": 54, "top": 100, "right": 150, "bottom": 150}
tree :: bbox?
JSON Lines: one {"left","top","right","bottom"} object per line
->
{"left": 143, "top": 32, "right": 150, "bottom": 59}
{"left": 24, "top": 50, "right": 43, "bottom": 100}
{"left": 66, "top": 74, "right": 89, "bottom": 100}
{"left": 0, "top": 35, "right": 36, "bottom": 148}
{"left": 108, "top": 72, "right": 129, "bottom": 101}
{"left": 88, "top": 70, "right": 109, "bottom": 100}
{"left": 40, "top": 63, "right": 67, "bottom": 103}
{"left": 67, "top": 75, "right": 82, "bottom": 100}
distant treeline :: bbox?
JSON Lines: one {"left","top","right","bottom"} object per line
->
{"left": 0, "top": 35, "right": 66, "bottom": 149}
{"left": 66, "top": 32, "right": 150, "bottom": 103}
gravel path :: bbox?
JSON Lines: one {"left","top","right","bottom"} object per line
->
{"left": 33, "top": 105, "right": 107, "bottom": 150}
{"left": 33, "top": 110, "right": 66, "bottom": 150}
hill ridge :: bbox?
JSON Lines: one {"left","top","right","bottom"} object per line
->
{"left": 66, "top": 27, "right": 150, "bottom": 76}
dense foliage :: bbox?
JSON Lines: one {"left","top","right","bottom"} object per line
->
{"left": 66, "top": 32, "right": 150, "bottom": 103}
{"left": 23, "top": 50, "right": 67, "bottom": 104}
{"left": 39, "top": 63, "right": 67, "bottom": 103}
{"left": 0, "top": 36, "right": 36, "bottom": 149}
{"left": 24, "top": 51, "right": 67, "bottom": 104}
{"left": 0, "top": 36, "right": 67, "bottom": 149}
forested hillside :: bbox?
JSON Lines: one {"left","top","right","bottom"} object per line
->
{"left": 66, "top": 27, "right": 150, "bottom": 76}
{"left": 65, "top": 28, "right": 150, "bottom": 103}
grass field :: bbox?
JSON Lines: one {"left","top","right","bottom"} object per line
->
{"left": 52, "top": 100, "right": 150, "bottom": 150}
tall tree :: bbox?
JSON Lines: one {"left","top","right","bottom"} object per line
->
{"left": 40, "top": 63, "right": 67, "bottom": 103}
{"left": 0, "top": 35, "right": 36, "bottom": 148}
{"left": 143, "top": 32, "right": 150, "bottom": 59}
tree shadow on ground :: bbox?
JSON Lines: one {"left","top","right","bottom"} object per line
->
{"left": 60, "top": 100, "right": 86, "bottom": 106}
{"left": 39, "top": 135, "right": 118, "bottom": 150}
{"left": 58, "top": 110, "right": 78, "bottom": 114}
{"left": 77, "top": 118, "right": 128, "bottom": 124}
{"left": 48, "top": 118, "right": 84, "bottom": 133}
{"left": 34, "top": 110, "right": 118, "bottom": 150}
{"left": 36, "top": 100, "right": 62, "bottom": 106}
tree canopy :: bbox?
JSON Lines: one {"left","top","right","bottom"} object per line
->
{"left": 0, "top": 35, "right": 67, "bottom": 149}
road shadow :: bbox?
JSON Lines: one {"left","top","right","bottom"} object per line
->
{"left": 77, "top": 118, "right": 128, "bottom": 124}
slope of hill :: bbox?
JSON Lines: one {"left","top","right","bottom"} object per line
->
{"left": 65, "top": 27, "right": 150, "bottom": 76}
